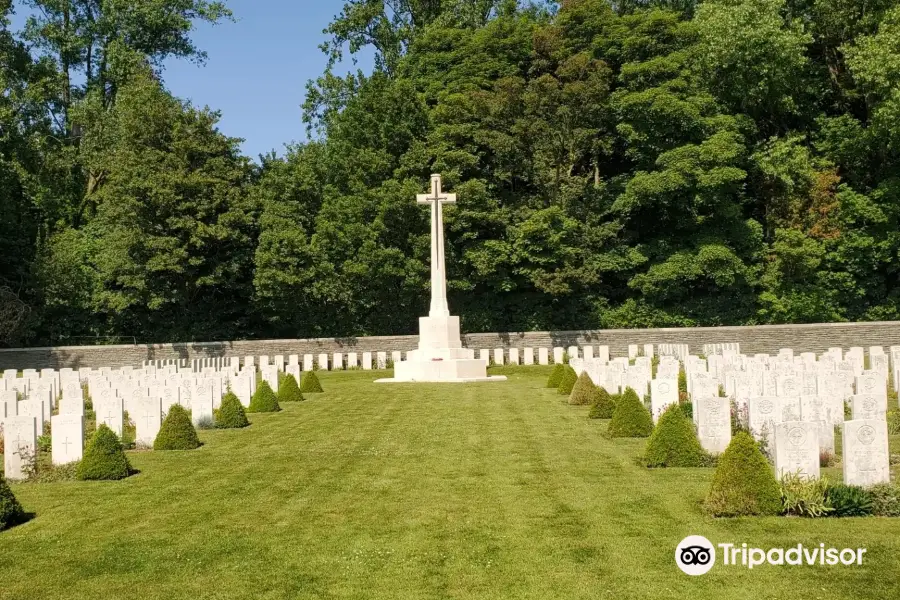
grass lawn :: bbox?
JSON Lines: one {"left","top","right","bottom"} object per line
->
{"left": 2, "top": 366, "right": 900, "bottom": 599}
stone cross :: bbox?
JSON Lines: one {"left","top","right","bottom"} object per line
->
{"left": 417, "top": 174, "right": 456, "bottom": 318}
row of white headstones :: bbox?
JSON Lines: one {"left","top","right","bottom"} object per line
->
{"left": 139, "top": 345, "right": 654, "bottom": 372}
{"left": 0, "top": 361, "right": 306, "bottom": 480}
{"left": 570, "top": 344, "right": 899, "bottom": 487}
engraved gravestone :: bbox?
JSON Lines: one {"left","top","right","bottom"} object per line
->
{"left": 842, "top": 419, "right": 890, "bottom": 486}
{"left": 775, "top": 421, "right": 820, "bottom": 480}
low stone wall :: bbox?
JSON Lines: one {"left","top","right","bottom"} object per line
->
{"left": 2, "top": 321, "right": 899, "bottom": 370}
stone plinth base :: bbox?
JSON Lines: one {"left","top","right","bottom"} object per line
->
{"left": 375, "top": 357, "right": 506, "bottom": 383}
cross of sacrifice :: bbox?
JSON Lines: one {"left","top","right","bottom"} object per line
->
{"left": 416, "top": 174, "right": 456, "bottom": 318}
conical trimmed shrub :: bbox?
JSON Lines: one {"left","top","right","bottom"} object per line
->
{"left": 154, "top": 405, "right": 201, "bottom": 450}
{"left": 556, "top": 366, "right": 578, "bottom": 395}
{"left": 216, "top": 391, "right": 250, "bottom": 429}
{"left": 77, "top": 424, "right": 132, "bottom": 480}
{"left": 248, "top": 380, "right": 281, "bottom": 413}
{"left": 278, "top": 374, "right": 305, "bottom": 403}
{"left": 546, "top": 364, "right": 565, "bottom": 389}
{"left": 569, "top": 372, "right": 596, "bottom": 405}
{"left": 0, "top": 477, "right": 24, "bottom": 531}
{"left": 644, "top": 405, "right": 706, "bottom": 467}
{"left": 607, "top": 387, "right": 653, "bottom": 437}
{"left": 300, "top": 371, "right": 324, "bottom": 393}
{"left": 588, "top": 387, "right": 616, "bottom": 419}
{"left": 705, "top": 431, "right": 781, "bottom": 517}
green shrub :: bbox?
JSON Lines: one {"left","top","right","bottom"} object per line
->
{"left": 678, "top": 402, "right": 693, "bottom": 420}
{"left": 607, "top": 387, "right": 653, "bottom": 438}
{"left": 568, "top": 372, "right": 596, "bottom": 406}
{"left": 216, "top": 392, "right": 249, "bottom": 429}
{"left": 153, "top": 405, "right": 201, "bottom": 451}
{"left": 588, "top": 387, "right": 616, "bottom": 419}
{"left": 0, "top": 476, "right": 25, "bottom": 530}
{"left": 248, "top": 380, "right": 281, "bottom": 413}
{"left": 278, "top": 374, "right": 305, "bottom": 403}
{"left": 644, "top": 405, "right": 706, "bottom": 467}
{"left": 826, "top": 483, "right": 874, "bottom": 517}
{"left": 546, "top": 364, "right": 565, "bottom": 389}
{"left": 300, "top": 371, "right": 324, "bottom": 393}
{"left": 887, "top": 410, "right": 900, "bottom": 435}
{"left": 76, "top": 425, "right": 132, "bottom": 481}
{"left": 556, "top": 366, "right": 578, "bottom": 396}
{"left": 869, "top": 483, "right": 900, "bottom": 516}
{"left": 781, "top": 473, "right": 832, "bottom": 517}
{"left": 705, "top": 431, "right": 782, "bottom": 517}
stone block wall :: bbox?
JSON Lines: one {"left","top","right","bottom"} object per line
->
{"left": 1, "top": 321, "right": 899, "bottom": 370}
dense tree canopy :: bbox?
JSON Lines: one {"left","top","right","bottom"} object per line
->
{"left": 2, "top": 0, "right": 900, "bottom": 346}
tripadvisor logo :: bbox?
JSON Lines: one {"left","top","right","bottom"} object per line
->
{"left": 675, "top": 536, "right": 867, "bottom": 575}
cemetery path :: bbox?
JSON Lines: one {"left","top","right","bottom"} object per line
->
{"left": 1, "top": 367, "right": 899, "bottom": 599}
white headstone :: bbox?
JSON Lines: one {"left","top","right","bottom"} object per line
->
{"left": 650, "top": 379, "right": 678, "bottom": 422}
{"left": 508, "top": 348, "right": 520, "bottom": 365}
{"left": 347, "top": 352, "right": 358, "bottom": 368}
{"left": 231, "top": 376, "right": 253, "bottom": 408}
{"left": 842, "top": 419, "right": 890, "bottom": 487}
{"left": 479, "top": 349, "right": 490, "bottom": 363}
{"left": 851, "top": 394, "right": 887, "bottom": 420}
{"left": 552, "top": 347, "right": 564, "bottom": 364}
{"left": 332, "top": 352, "right": 343, "bottom": 371}
{"left": 51, "top": 414, "right": 84, "bottom": 465}
{"left": 523, "top": 348, "right": 534, "bottom": 365}
{"left": 135, "top": 397, "right": 162, "bottom": 448}
{"left": 696, "top": 396, "right": 731, "bottom": 454}
{"left": 493, "top": 348, "right": 504, "bottom": 366}
{"left": 748, "top": 396, "right": 778, "bottom": 444}
{"left": 538, "top": 348, "right": 549, "bottom": 365}
{"left": 376, "top": 352, "right": 387, "bottom": 369}
{"left": 96, "top": 396, "right": 124, "bottom": 437}
{"left": 775, "top": 421, "right": 820, "bottom": 479}
{"left": 191, "top": 388, "right": 214, "bottom": 427}
{"left": 3, "top": 416, "right": 36, "bottom": 480}
{"left": 303, "top": 354, "right": 314, "bottom": 371}
{"left": 317, "top": 353, "right": 329, "bottom": 370}
{"left": 274, "top": 355, "right": 285, "bottom": 372}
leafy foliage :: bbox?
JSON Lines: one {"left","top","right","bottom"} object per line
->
{"left": 588, "top": 387, "right": 616, "bottom": 419}
{"left": 780, "top": 473, "right": 832, "bottom": 518}
{"left": 300, "top": 371, "right": 324, "bottom": 394}
{"left": 216, "top": 391, "right": 250, "bottom": 429}
{"left": 826, "top": 483, "right": 874, "bottom": 517}
{"left": 278, "top": 374, "right": 305, "bottom": 403}
{"left": 0, "top": 476, "right": 25, "bottom": 530}
{"left": 568, "top": 371, "right": 595, "bottom": 405}
{"left": 76, "top": 425, "right": 132, "bottom": 481}
{"left": 705, "top": 431, "right": 782, "bottom": 517}
{"left": 869, "top": 483, "right": 900, "bottom": 517}
{"left": 248, "top": 380, "right": 281, "bottom": 413}
{"left": 607, "top": 387, "right": 653, "bottom": 438}
{"left": 546, "top": 364, "right": 565, "bottom": 389}
{"left": 3, "top": 0, "right": 900, "bottom": 346}
{"left": 153, "top": 405, "right": 201, "bottom": 451}
{"left": 644, "top": 405, "right": 706, "bottom": 467}
{"left": 556, "top": 366, "right": 578, "bottom": 396}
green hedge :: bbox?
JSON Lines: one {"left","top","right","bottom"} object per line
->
{"left": 644, "top": 406, "right": 706, "bottom": 467}
{"left": 216, "top": 391, "right": 250, "bottom": 429}
{"left": 568, "top": 372, "right": 596, "bottom": 405}
{"left": 705, "top": 432, "right": 781, "bottom": 517}
{"left": 0, "top": 477, "right": 25, "bottom": 530}
{"left": 154, "top": 405, "right": 201, "bottom": 451}
{"left": 607, "top": 387, "right": 653, "bottom": 438}
{"left": 556, "top": 366, "right": 578, "bottom": 396}
{"left": 77, "top": 425, "right": 132, "bottom": 480}
{"left": 248, "top": 380, "right": 281, "bottom": 413}
{"left": 546, "top": 364, "right": 565, "bottom": 389}
{"left": 588, "top": 387, "right": 616, "bottom": 419}
{"left": 278, "top": 374, "right": 305, "bottom": 403}
{"left": 300, "top": 371, "right": 324, "bottom": 393}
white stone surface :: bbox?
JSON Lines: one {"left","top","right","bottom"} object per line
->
{"left": 696, "top": 396, "right": 731, "bottom": 454}
{"left": 347, "top": 352, "right": 358, "bottom": 368}
{"left": 749, "top": 396, "right": 778, "bottom": 444}
{"left": 3, "top": 416, "right": 36, "bottom": 480}
{"left": 96, "top": 395, "right": 124, "bottom": 437}
{"left": 842, "top": 419, "right": 890, "bottom": 487}
{"left": 493, "top": 348, "right": 504, "bottom": 366}
{"left": 192, "top": 388, "right": 214, "bottom": 427}
{"left": 332, "top": 352, "right": 343, "bottom": 371}
{"left": 650, "top": 379, "right": 678, "bottom": 422}
{"left": 774, "top": 421, "right": 820, "bottom": 480}
{"left": 377, "top": 175, "right": 503, "bottom": 384}
{"left": 553, "top": 347, "right": 564, "bottom": 364}
{"left": 508, "top": 348, "right": 520, "bottom": 365}
{"left": 51, "top": 414, "right": 84, "bottom": 465}
{"left": 377, "top": 352, "right": 387, "bottom": 369}
{"left": 303, "top": 354, "right": 314, "bottom": 371}
{"left": 524, "top": 348, "right": 534, "bottom": 365}
{"left": 318, "top": 353, "right": 329, "bottom": 371}
{"left": 135, "top": 397, "right": 162, "bottom": 448}
{"left": 538, "top": 348, "right": 549, "bottom": 365}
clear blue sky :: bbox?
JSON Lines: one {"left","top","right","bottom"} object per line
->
{"left": 11, "top": 0, "right": 373, "bottom": 159}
